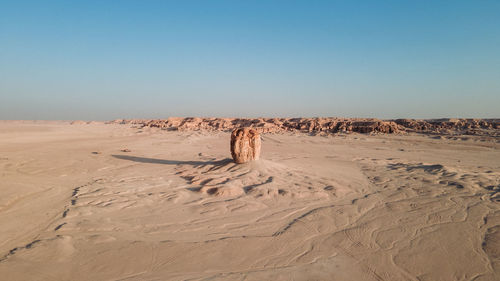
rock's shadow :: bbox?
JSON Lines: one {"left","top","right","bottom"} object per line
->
{"left": 112, "top": 155, "right": 233, "bottom": 167}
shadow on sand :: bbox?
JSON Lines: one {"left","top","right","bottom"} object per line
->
{"left": 112, "top": 154, "right": 233, "bottom": 166}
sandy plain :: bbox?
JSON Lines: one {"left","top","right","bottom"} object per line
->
{"left": 0, "top": 121, "right": 499, "bottom": 281}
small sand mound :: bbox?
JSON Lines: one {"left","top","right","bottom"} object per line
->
{"left": 175, "top": 158, "right": 337, "bottom": 199}
{"left": 388, "top": 163, "right": 447, "bottom": 175}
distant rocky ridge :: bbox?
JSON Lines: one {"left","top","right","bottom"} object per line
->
{"left": 106, "top": 117, "right": 500, "bottom": 137}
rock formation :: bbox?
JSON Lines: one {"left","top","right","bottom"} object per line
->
{"left": 107, "top": 117, "right": 500, "bottom": 137}
{"left": 230, "top": 128, "right": 261, "bottom": 164}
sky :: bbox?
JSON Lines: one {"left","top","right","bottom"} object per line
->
{"left": 1, "top": 0, "right": 499, "bottom": 120}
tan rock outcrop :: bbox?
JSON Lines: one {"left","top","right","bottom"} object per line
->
{"left": 230, "top": 128, "right": 261, "bottom": 164}
{"left": 110, "top": 118, "right": 500, "bottom": 137}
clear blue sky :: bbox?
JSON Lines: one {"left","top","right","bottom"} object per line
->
{"left": 1, "top": 0, "right": 499, "bottom": 120}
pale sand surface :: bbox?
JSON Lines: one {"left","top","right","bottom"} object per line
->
{"left": 0, "top": 121, "right": 499, "bottom": 280}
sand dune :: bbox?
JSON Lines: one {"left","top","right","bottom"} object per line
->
{"left": 0, "top": 121, "right": 499, "bottom": 280}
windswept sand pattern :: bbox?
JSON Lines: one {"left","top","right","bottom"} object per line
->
{"left": 353, "top": 158, "right": 500, "bottom": 280}
{"left": 0, "top": 121, "right": 499, "bottom": 280}
{"left": 0, "top": 179, "right": 104, "bottom": 267}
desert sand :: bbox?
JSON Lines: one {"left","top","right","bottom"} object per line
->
{"left": 0, "top": 120, "right": 499, "bottom": 281}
